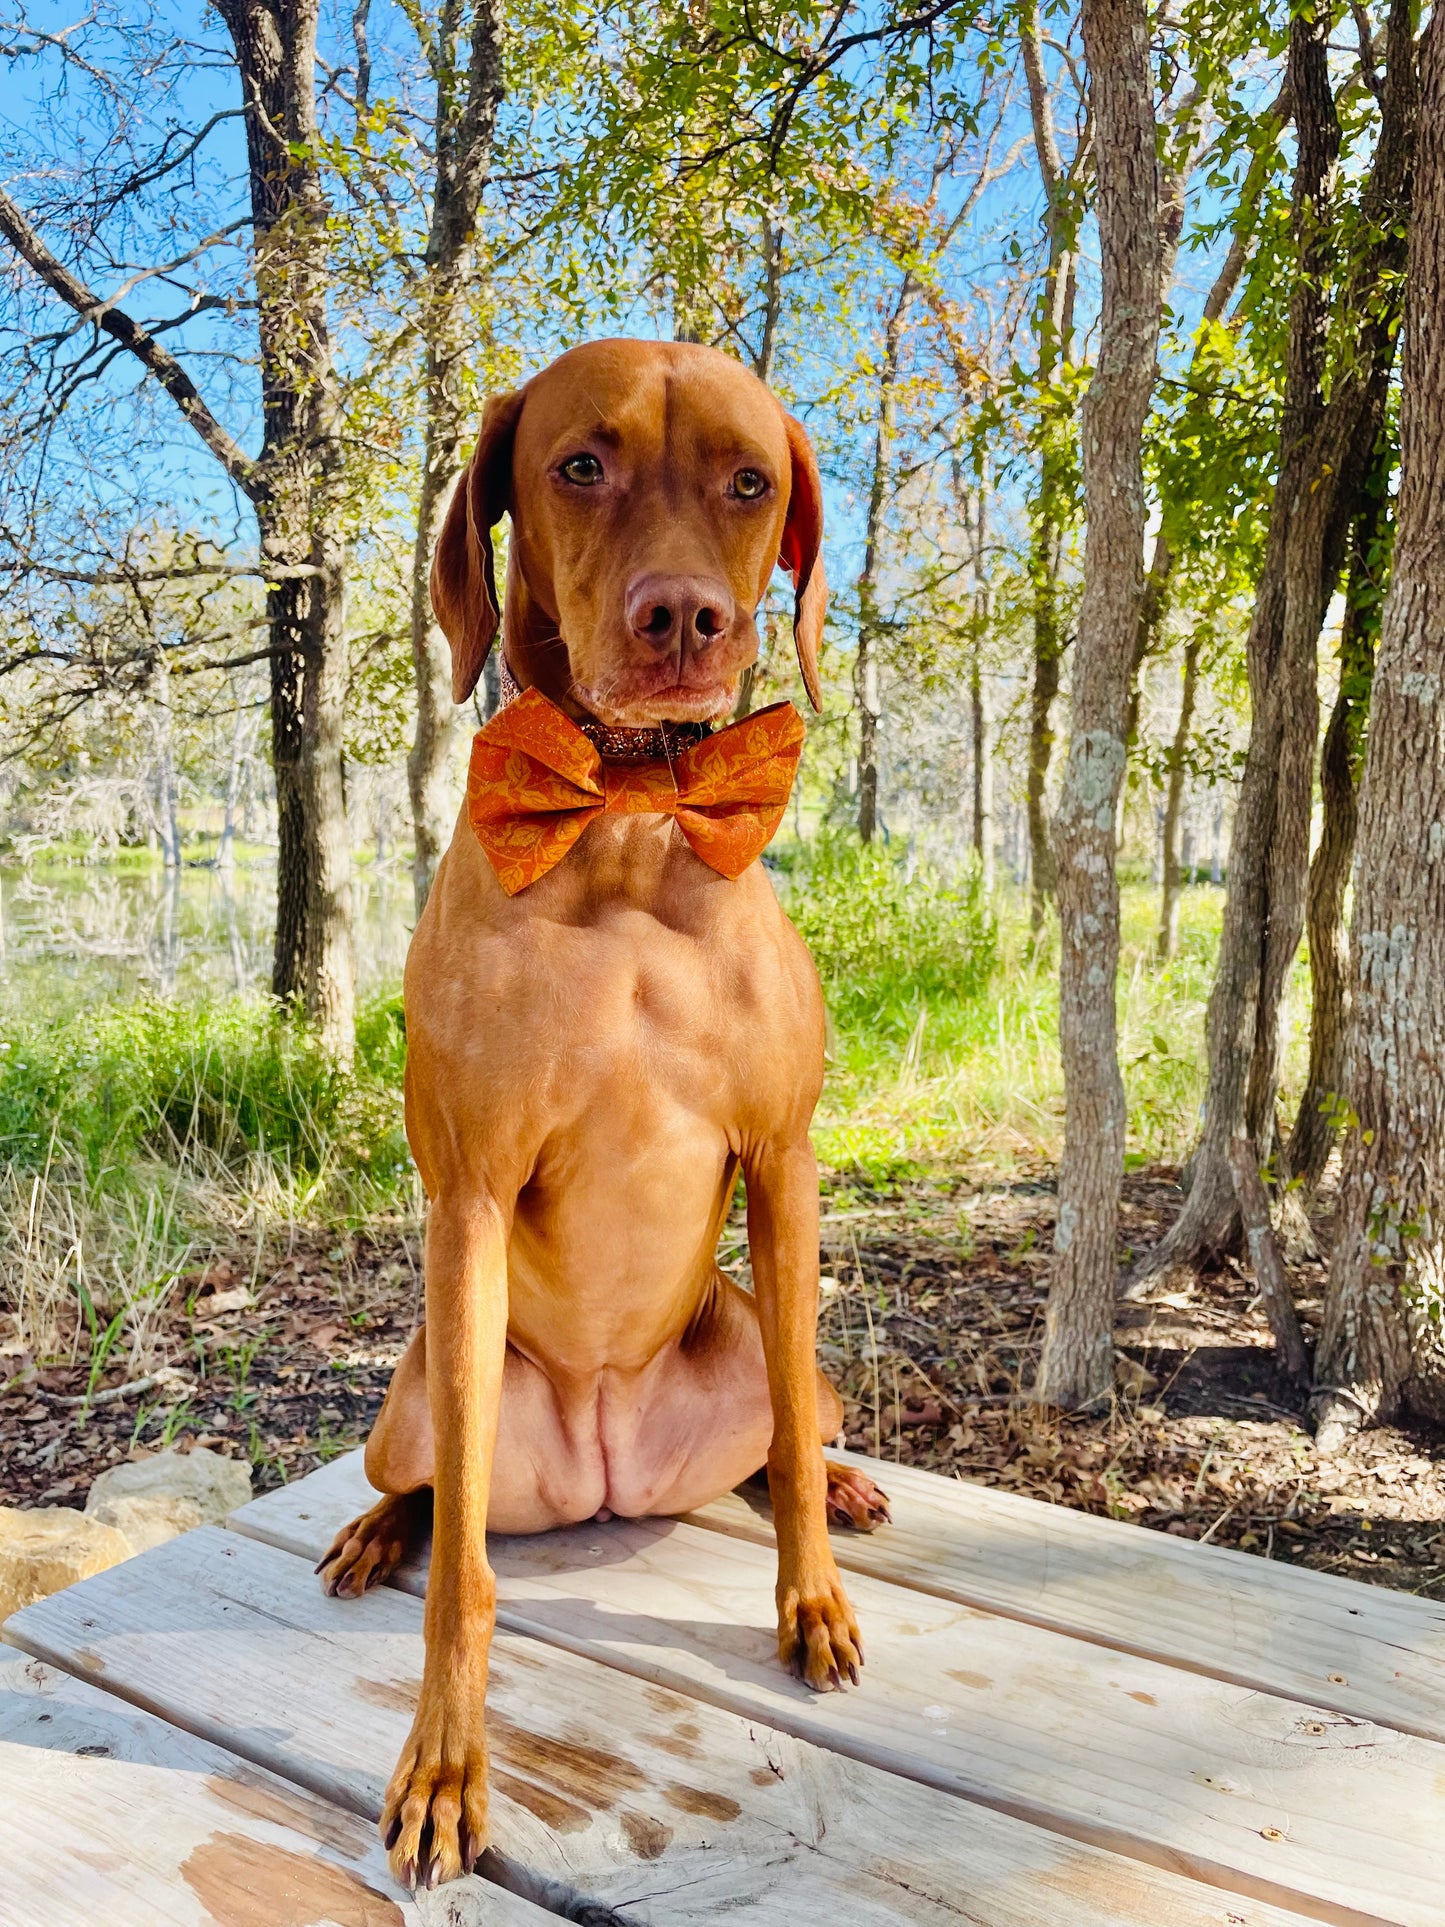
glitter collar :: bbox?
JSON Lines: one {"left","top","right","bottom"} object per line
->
{"left": 497, "top": 654, "right": 713, "bottom": 764}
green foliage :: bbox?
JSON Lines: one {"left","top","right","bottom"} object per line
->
{"left": 780, "top": 834, "right": 996, "bottom": 1033}
{"left": 807, "top": 881, "right": 1292, "bottom": 1186}
{"left": 1151, "top": 314, "right": 1279, "bottom": 588}
{"left": 0, "top": 994, "right": 411, "bottom": 1199}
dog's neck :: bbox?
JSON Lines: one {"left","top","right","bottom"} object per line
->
{"left": 496, "top": 652, "right": 714, "bottom": 764}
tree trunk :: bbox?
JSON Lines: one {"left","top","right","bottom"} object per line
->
{"left": 1134, "top": 3, "right": 1416, "bottom": 1284}
{"left": 732, "top": 220, "right": 788, "bottom": 726}
{"left": 971, "top": 656, "right": 993, "bottom": 887}
{"left": 1021, "top": 0, "right": 1082, "bottom": 931}
{"left": 1123, "top": 76, "right": 1288, "bottom": 736}
{"left": 1316, "top": 9, "right": 1445, "bottom": 1446}
{"left": 755, "top": 216, "right": 784, "bottom": 386}
{"left": 954, "top": 460, "right": 995, "bottom": 886}
{"left": 1024, "top": 529, "right": 1063, "bottom": 925}
{"left": 1228, "top": 1135, "right": 1311, "bottom": 1382}
{"left": 218, "top": 0, "right": 357, "bottom": 1061}
{"left": 855, "top": 275, "right": 911, "bottom": 845}
{"left": 151, "top": 660, "right": 181, "bottom": 870}
{"left": 1285, "top": 468, "right": 1389, "bottom": 1188}
{"left": 218, "top": 704, "right": 257, "bottom": 874}
{"left": 407, "top": 0, "right": 504, "bottom": 917}
{"left": 301, "top": 532, "right": 354, "bottom": 1056}
{"left": 1156, "top": 633, "right": 1200, "bottom": 962}
{"left": 1035, "top": 0, "right": 1161, "bottom": 1411}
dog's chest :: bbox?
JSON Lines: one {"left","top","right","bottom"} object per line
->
{"left": 570, "top": 917, "right": 791, "bottom": 1109}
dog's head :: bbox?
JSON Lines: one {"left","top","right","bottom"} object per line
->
{"left": 431, "top": 338, "right": 825, "bottom": 724}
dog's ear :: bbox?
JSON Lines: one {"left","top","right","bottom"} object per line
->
{"left": 777, "top": 408, "right": 826, "bottom": 713}
{"left": 432, "top": 387, "right": 526, "bottom": 703}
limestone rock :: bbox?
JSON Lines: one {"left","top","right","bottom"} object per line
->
{"left": 85, "top": 1446, "right": 252, "bottom": 1529}
{"left": 86, "top": 1491, "right": 204, "bottom": 1555}
{"left": 0, "top": 1507, "right": 131, "bottom": 1625}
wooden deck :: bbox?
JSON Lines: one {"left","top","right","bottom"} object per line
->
{"left": 3, "top": 1448, "right": 1444, "bottom": 1925}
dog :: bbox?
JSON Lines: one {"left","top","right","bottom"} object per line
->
{"left": 318, "top": 338, "right": 889, "bottom": 1891}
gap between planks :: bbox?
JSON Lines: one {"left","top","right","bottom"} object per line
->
{"left": 1, "top": 1526, "right": 1323, "bottom": 1927}
{"left": 222, "top": 1452, "right": 1445, "bottom": 1927}
{"left": 684, "top": 1447, "right": 1445, "bottom": 1746}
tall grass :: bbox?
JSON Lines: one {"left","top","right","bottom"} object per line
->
{"left": 765, "top": 834, "right": 1276, "bottom": 1178}
{"left": 0, "top": 992, "right": 417, "bottom": 1373}
{"left": 0, "top": 859, "right": 1308, "bottom": 1371}
{"left": 0, "top": 993, "right": 410, "bottom": 1190}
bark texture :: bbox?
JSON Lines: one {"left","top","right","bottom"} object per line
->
{"left": 855, "top": 276, "right": 911, "bottom": 844}
{"left": 1156, "top": 633, "right": 1200, "bottom": 963}
{"left": 218, "top": 0, "right": 355, "bottom": 1060}
{"left": 407, "top": 0, "right": 504, "bottom": 916}
{"left": 1286, "top": 470, "right": 1388, "bottom": 1188}
{"left": 1228, "top": 1136, "right": 1311, "bottom": 1382}
{"left": 1316, "top": 8, "right": 1445, "bottom": 1444}
{"left": 1035, "top": 0, "right": 1160, "bottom": 1410}
{"left": 1136, "top": 5, "right": 1416, "bottom": 1282}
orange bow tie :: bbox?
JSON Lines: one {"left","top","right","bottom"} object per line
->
{"left": 467, "top": 687, "right": 804, "bottom": 895}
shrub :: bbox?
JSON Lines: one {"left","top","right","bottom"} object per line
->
{"left": 0, "top": 994, "right": 411, "bottom": 1195}
{"left": 780, "top": 835, "right": 996, "bottom": 1034}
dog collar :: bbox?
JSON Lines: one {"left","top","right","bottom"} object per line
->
{"left": 497, "top": 653, "right": 714, "bottom": 764}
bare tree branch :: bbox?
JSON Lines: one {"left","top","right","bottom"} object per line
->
{"left": 0, "top": 184, "right": 260, "bottom": 499}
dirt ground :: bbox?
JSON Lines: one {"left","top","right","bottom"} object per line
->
{"left": 2, "top": 1164, "right": 1442, "bottom": 1601}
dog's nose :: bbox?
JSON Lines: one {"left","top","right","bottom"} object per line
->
{"left": 625, "top": 573, "right": 735, "bottom": 654}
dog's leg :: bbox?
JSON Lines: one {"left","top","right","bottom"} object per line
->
{"left": 318, "top": 1327, "right": 434, "bottom": 1596}
{"left": 380, "top": 1193, "right": 509, "bottom": 1890}
{"left": 745, "top": 1136, "right": 863, "bottom": 1692}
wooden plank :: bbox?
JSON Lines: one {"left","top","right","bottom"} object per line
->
{"left": 683, "top": 1447, "right": 1445, "bottom": 1746}
{"left": 3, "top": 1527, "right": 1321, "bottom": 1927}
{"left": 231, "top": 1451, "right": 1445, "bottom": 1927}
{"left": 0, "top": 1651, "right": 553, "bottom": 1925}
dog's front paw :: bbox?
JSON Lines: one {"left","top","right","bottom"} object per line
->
{"left": 381, "top": 1691, "right": 489, "bottom": 1891}
{"left": 777, "top": 1566, "right": 863, "bottom": 1692}
{"left": 825, "top": 1461, "right": 891, "bottom": 1532}
{"left": 316, "top": 1493, "right": 416, "bottom": 1599}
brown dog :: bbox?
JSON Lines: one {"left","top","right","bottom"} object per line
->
{"left": 318, "top": 338, "right": 888, "bottom": 1891}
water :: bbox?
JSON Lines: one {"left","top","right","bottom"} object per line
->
{"left": 0, "top": 860, "right": 415, "bottom": 1017}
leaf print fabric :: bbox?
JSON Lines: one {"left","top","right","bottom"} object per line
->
{"left": 467, "top": 687, "right": 804, "bottom": 894}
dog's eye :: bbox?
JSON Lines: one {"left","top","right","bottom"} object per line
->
{"left": 732, "top": 468, "right": 768, "bottom": 499}
{"left": 560, "top": 453, "right": 604, "bottom": 485}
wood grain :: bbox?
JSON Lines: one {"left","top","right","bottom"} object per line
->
{"left": 229, "top": 1451, "right": 1445, "bottom": 1927}
{"left": 0, "top": 1652, "right": 553, "bottom": 1925}
{"left": 5, "top": 1525, "right": 1321, "bottom": 1927}
{"left": 689, "top": 1447, "right": 1445, "bottom": 1744}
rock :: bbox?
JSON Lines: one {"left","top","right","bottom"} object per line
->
{"left": 86, "top": 1491, "right": 205, "bottom": 1555}
{"left": 85, "top": 1446, "right": 252, "bottom": 1529}
{"left": 0, "top": 1507, "right": 131, "bottom": 1625}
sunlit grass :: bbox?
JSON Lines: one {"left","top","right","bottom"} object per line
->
{"left": 0, "top": 990, "right": 420, "bottom": 1372}
{"left": 813, "top": 881, "right": 1310, "bottom": 1181}
{"left": 0, "top": 858, "right": 1314, "bottom": 1369}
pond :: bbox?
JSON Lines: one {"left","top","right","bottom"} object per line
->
{"left": 0, "top": 859, "right": 414, "bottom": 1017}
